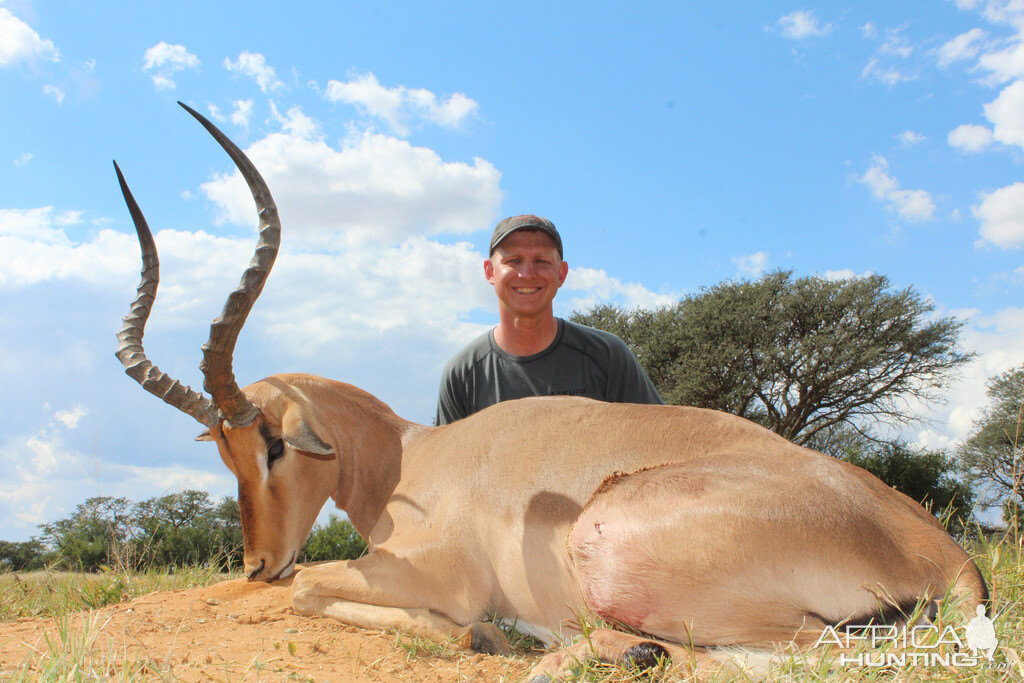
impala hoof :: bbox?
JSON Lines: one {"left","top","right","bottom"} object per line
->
{"left": 619, "top": 640, "right": 670, "bottom": 671}
{"left": 458, "top": 621, "right": 511, "bottom": 656}
{"left": 528, "top": 676, "right": 552, "bottom": 683}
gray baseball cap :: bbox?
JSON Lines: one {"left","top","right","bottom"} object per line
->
{"left": 489, "top": 215, "right": 563, "bottom": 259}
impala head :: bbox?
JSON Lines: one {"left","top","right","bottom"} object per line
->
{"left": 114, "top": 102, "right": 336, "bottom": 581}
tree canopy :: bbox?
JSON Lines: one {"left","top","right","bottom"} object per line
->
{"left": 958, "top": 364, "right": 1024, "bottom": 518}
{"left": 571, "top": 270, "right": 973, "bottom": 445}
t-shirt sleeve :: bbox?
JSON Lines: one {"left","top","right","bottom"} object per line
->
{"left": 605, "top": 335, "right": 665, "bottom": 405}
{"left": 435, "top": 365, "right": 467, "bottom": 426}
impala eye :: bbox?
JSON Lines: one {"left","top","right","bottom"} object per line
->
{"left": 267, "top": 438, "right": 285, "bottom": 468}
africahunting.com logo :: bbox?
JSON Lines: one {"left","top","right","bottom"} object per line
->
{"left": 813, "top": 605, "right": 1004, "bottom": 670}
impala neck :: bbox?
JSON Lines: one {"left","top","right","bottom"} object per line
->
{"left": 329, "top": 388, "right": 419, "bottom": 540}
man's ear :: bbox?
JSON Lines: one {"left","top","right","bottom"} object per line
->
{"left": 557, "top": 260, "right": 569, "bottom": 287}
{"left": 483, "top": 257, "right": 495, "bottom": 285}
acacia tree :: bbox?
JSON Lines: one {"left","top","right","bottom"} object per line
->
{"left": 958, "top": 364, "right": 1024, "bottom": 519}
{"left": 134, "top": 490, "right": 242, "bottom": 568}
{"left": 571, "top": 270, "right": 973, "bottom": 445}
{"left": 39, "top": 496, "right": 133, "bottom": 571}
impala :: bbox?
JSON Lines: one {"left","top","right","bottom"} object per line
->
{"left": 115, "top": 102, "right": 987, "bottom": 679}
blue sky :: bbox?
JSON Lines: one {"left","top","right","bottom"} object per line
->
{"left": 2, "top": 0, "right": 1023, "bottom": 541}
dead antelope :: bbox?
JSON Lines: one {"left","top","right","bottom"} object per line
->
{"left": 115, "top": 102, "right": 987, "bottom": 679}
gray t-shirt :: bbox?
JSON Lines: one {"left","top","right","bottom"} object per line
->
{"left": 435, "top": 318, "right": 664, "bottom": 425}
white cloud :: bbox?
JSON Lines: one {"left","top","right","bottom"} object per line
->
{"left": 733, "top": 251, "right": 769, "bottom": 277}
{"left": 911, "top": 305, "right": 1024, "bottom": 450}
{"left": 255, "top": 237, "right": 495, "bottom": 358}
{"left": 973, "top": 181, "right": 1024, "bottom": 248}
{"left": 898, "top": 130, "right": 926, "bottom": 146}
{"left": 0, "top": 207, "right": 140, "bottom": 288}
{"left": 876, "top": 28, "right": 914, "bottom": 59}
{"left": 775, "top": 11, "right": 834, "bottom": 39}
{"left": 860, "top": 25, "right": 916, "bottom": 86}
{"left": 42, "top": 83, "right": 64, "bottom": 103}
{"left": 0, "top": 7, "right": 59, "bottom": 67}
{"left": 325, "top": 72, "right": 479, "bottom": 136}
{"left": 823, "top": 268, "right": 875, "bottom": 281}
{"left": 563, "top": 267, "right": 677, "bottom": 314}
{"left": 223, "top": 51, "right": 283, "bottom": 93}
{"left": 54, "top": 405, "right": 88, "bottom": 429}
{"left": 268, "top": 102, "right": 321, "bottom": 140}
{"left": 937, "top": 28, "right": 989, "bottom": 67}
{"left": 199, "top": 126, "right": 501, "bottom": 248}
{"left": 983, "top": 79, "right": 1024, "bottom": 148}
{"left": 949, "top": 123, "right": 995, "bottom": 152}
{"left": 861, "top": 58, "right": 915, "bottom": 86}
{"left": 14, "top": 152, "right": 31, "bottom": 167}
{"left": 858, "top": 155, "right": 936, "bottom": 222}
{"left": 977, "top": 39, "right": 1024, "bottom": 83}
{"left": 0, "top": 427, "right": 93, "bottom": 531}
{"left": 231, "top": 98, "right": 254, "bottom": 129}
{"left": 141, "top": 42, "right": 200, "bottom": 90}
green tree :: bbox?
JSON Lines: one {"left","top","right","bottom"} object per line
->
{"left": 34, "top": 491, "right": 243, "bottom": 572}
{"left": 571, "top": 270, "right": 973, "bottom": 445}
{"left": 210, "top": 496, "right": 244, "bottom": 569}
{"left": 958, "top": 364, "right": 1024, "bottom": 521}
{"left": 134, "top": 490, "right": 219, "bottom": 567}
{"left": 0, "top": 539, "right": 49, "bottom": 571}
{"left": 301, "top": 515, "right": 367, "bottom": 562}
{"left": 39, "top": 496, "right": 132, "bottom": 571}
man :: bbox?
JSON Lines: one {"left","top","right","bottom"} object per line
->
{"left": 435, "top": 214, "right": 663, "bottom": 425}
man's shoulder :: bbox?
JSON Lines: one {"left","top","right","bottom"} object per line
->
{"left": 442, "top": 328, "right": 496, "bottom": 375}
{"left": 560, "top": 319, "right": 631, "bottom": 356}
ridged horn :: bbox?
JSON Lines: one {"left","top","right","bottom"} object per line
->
{"left": 178, "top": 101, "right": 281, "bottom": 429}
{"left": 113, "top": 161, "right": 221, "bottom": 427}
{"left": 114, "top": 102, "right": 281, "bottom": 429}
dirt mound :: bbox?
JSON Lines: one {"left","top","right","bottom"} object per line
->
{"left": 0, "top": 568, "right": 536, "bottom": 680}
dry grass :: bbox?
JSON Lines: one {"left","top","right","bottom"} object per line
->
{"left": 1, "top": 523, "right": 1021, "bottom": 680}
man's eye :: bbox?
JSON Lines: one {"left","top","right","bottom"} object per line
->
{"left": 267, "top": 438, "right": 285, "bottom": 468}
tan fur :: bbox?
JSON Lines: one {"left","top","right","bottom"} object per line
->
{"left": 201, "top": 373, "right": 986, "bottom": 678}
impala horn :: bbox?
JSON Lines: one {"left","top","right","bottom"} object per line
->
{"left": 115, "top": 101, "right": 281, "bottom": 429}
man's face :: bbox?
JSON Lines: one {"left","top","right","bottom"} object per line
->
{"left": 485, "top": 230, "right": 568, "bottom": 320}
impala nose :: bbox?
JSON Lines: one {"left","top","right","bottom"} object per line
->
{"left": 244, "top": 558, "right": 266, "bottom": 581}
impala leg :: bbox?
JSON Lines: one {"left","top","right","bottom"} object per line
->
{"left": 526, "top": 628, "right": 696, "bottom": 681}
{"left": 290, "top": 558, "right": 509, "bottom": 655}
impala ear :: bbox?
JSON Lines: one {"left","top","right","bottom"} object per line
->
{"left": 283, "top": 419, "right": 335, "bottom": 458}
{"left": 196, "top": 429, "right": 214, "bottom": 442}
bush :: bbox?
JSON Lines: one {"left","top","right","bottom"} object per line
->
{"left": 301, "top": 515, "right": 367, "bottom": 562}
{"left": 0, "top": 539, "right": 49, "bottom": 571}
{"left": 29, "top": 491, "right": 243, "bottom": 572}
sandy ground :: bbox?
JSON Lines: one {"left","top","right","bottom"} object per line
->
{"left": 0, "top": 567, "right": 538, "bottom": 681}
